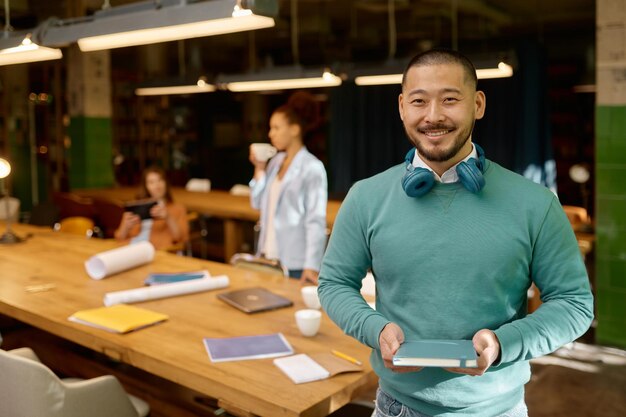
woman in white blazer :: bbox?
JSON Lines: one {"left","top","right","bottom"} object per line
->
{"left": 249, "top": 92, "right": 328, "bottom": 284}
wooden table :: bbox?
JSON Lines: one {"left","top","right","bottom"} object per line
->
{"left": 0, "top": 223, "right": 376, "bottom": 417}
{"left": 74, "top": 188, "right": 342, "bottom": 261}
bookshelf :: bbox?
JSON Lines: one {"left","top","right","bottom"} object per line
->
{"left": 111, "top": 71, "right": 200, "bottom": 186}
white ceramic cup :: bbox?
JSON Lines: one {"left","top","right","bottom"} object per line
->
{"left": 301, "top": 285, "right": 321, "bottom": 310}
{"left": 250, "top": 143, "right": 277, "bottom": 162}
{"left": 295, "top": 309, "right": 322, "bottom": 337}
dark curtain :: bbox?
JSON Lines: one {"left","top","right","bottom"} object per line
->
{"left": 474, "top": 41, "right": 555, "bottom": 190}
{"left": 328, "top": 42, "right": 555, "bottom": 196}
{"left": 328, "top": 83, "right": 408, "bottom": 197}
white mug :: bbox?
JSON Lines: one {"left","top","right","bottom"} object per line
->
{"left": 301, "top": 285, "right": 321, "bottom": 310}
{"left": 250, "top": 143, "right": 278, "bottom": 162}
{"left": 295, "top": 309, "right": 322, "bottom": 337}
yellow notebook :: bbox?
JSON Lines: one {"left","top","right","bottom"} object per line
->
{"left": 69, "top": 304, "right": 169, "bottom": 334}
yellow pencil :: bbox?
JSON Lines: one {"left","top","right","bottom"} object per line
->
{"left": 331, "top": 349, "right": 362, "bottom": 366}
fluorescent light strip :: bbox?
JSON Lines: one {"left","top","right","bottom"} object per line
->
{"left": 0, "top": 42, "right": 62, "bottom": 66}
{"left": 135, "top": 84, "right": 216, "bottom": 96}
{"left": 78, "top": 14, "right": 275, "bottom": 52}
{"left": 355, "top": 62, "right": 514, "bottom": 86}
{"left": 475, "top": 62, "right": 513, "bottom": 79}
{"left": 355, "top": 73, "right": 402, "bottom": 86}
{"left": 226, "top": 72, "right": 342, "bottom": 92}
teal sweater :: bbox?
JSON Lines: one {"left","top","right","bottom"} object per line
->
{"left": 318, "top": 160, "right": 594, "bottom": 416}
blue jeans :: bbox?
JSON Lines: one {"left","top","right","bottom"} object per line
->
{"left": 374, "top": 387, "right": 528, "bottom": 417}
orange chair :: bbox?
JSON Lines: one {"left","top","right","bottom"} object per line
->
{"left": 54, "top": 217, "right": 97, "bottom": 238}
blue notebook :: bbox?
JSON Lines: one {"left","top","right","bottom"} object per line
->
{"left": 203, "top": 333, "right": 294, "bottom": 363}
{"left": 392, "top": 339, "right": 478, "bottom": 368}
{"left": 144, "top": 270, "right": 209, "bottom": 285}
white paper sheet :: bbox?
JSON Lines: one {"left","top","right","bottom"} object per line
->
{"left": 85, "top": 242, "right": 155, "bottom": 280}
{"left": 273, "top": 354, "right": 330, "bottom": 384}
{"left": 103, "top": 275, "right": 230, "bottom": 306}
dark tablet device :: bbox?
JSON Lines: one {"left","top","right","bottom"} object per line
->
{"left": 217, "top": 287, "right": 293, "bottom": 314}
{"left": 124, "top": 199, "right": 158, "bottom": 220}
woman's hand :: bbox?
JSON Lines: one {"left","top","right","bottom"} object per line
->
{"left": 300, "top": 269, "right": 319, "bottom": 284}
{"left": 115, "top": 211, "right": 140, "bottom": 239}
{"left": 249, "top": 145, "right": 268, "bottom": 180}
{"left": 150, "top": 202, "right": 168, "bottom": 220}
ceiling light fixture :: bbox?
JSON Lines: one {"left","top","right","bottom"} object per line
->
{"left": 475, "top": 61, "right": 514, "bottom": 79}
{"left": 0, "top": 34, "right": 63, "bottom": 66}
{"left": 354, "top": 60, "right": 514, "bottom": 86}
{"left": 220, "top": 67, "right": 342, "bottom": 92}
{"left": 0, "top": 0, "right": 62, "bottom": 66}
{"left": 135, "top": 77, "right": 216, "bottom": 96}
{"left": 218, "top": 0, "right": 341, "bottom": 92}
{"left": 43, "top": 0, "right": 278, "bottom": 52}
{"left": 354, "top": 73, "right": 402, "bottom": 86}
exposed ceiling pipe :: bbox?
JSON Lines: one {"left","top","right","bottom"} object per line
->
{"left": 3, "top": 0, "right": 13, "bottom": 34}
{"left": 387, "top": 0, "right": 396, "bottom": 60}
{"left": 451, "top": 0, "right": 458, "bottom": 50}
{"left": 291, "top": 0, "right": 299, "bottom": 65}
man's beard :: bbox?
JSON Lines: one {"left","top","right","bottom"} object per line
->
{"left": 407, "top": 120, "right": 475, "bottom": 163}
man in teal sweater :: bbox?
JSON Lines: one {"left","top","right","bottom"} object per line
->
{"left": 318, "top": 49, "right": 594, "bottom": 417}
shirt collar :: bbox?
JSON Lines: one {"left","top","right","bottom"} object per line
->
{"left": 412, "top": 143, "right": 478, "bottom": 184}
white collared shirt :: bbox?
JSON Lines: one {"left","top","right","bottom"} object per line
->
{"left": 412, "top": 143, "right": 478, "bottom": 183}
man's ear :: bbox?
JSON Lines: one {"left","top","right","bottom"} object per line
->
{"left": 475, "top": 90, "right": 486, "bottom": 120}
{"left": 398, "top": 93, "right": 405, "bottom": 121}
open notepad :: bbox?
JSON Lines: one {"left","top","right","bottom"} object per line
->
{"left": 203, "top": 333, "right": 294, "bottom": 363}
{"left": 69, "top": 304, "right": 168, "bottom": 334}
{"left": 273, "top": 352, "right": 363, "bottom": 384}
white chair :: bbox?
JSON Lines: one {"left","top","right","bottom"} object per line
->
{"left": 0, "top": 196, "right": 20, "bottom": 222}
{"left": 0, "top": 347, "right": 150, "bottom": 417}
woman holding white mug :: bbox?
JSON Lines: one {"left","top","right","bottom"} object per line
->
{"left": 249, "top": 91, "right": 328, "bottom": 284}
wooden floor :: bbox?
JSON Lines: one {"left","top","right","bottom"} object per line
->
{"left": 2, "top": 319, "right": 625, "bottom": 417}
{"left": 527, "top": 342, "right": 626, "bottom": 417}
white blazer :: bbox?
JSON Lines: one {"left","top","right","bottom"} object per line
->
{"left": 249, "top": 147, "right": 328, "bottom": 271}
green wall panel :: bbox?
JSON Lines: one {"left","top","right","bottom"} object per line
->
{"left": 67, "top": 116, "right": 114, "bottom": 189}
{"left": 595, "top": 166, "right": 626, "bottom": 196}
{"left": 595, "top": 105, "right": 626, "bottom": 349}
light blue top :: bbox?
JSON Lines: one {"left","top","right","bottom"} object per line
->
{"left": 250, "top": 147, "right": 328, "bottom": 271}
{"left": 318, "top": 159, "right": 594, "bottom": 416}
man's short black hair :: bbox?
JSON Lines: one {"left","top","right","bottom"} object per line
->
{"left": 402, "top": 48, "right": 478, "bottom": 91}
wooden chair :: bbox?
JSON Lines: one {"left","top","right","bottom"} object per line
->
{"left": 28, "top": 200, "right": 60, "bottom": 227}
{"left": 54, "top": 216, "right": 98, "bottom": 238}
{"left": 0, "top": 347, "right": 149, "bottom": 417}
{"left": 562, "top": 205, "right": 589, "bottom": 226}
{"left": 53, "top": 192, "right": 97, "bottom": 220}
{"left": 229, "top": 253, "right": 289, "bottom": 277}
{"left": 166, "top": 211, "right": 203, "bottom": 256}
{"left": 92, "top": 197, "right": 125, "bottom": 239}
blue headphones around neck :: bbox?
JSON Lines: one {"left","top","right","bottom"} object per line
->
{"left": 401, "top": 143, "right": 486, "bottom": 198}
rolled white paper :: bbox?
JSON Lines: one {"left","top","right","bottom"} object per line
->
{"left": 85, "top": 242, "right": 155, "bottom": 280}
{"left": 103, "top": 275, "right": 230, "bottom": 306}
